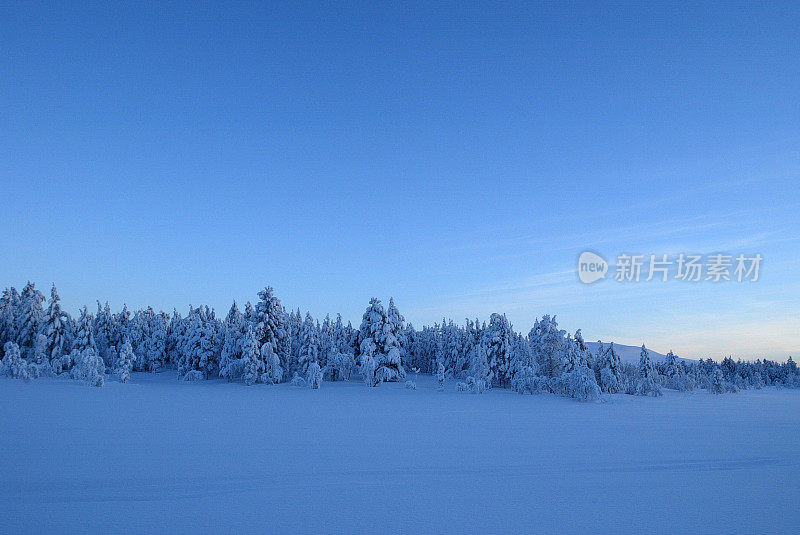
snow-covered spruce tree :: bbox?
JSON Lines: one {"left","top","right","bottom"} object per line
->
{"left": 219, "top": 301, "right": 245, "bottom": 381}
{"left": 510, "top": 330, "right": 542, "bottom": 394}
{"left": 297, "top": 312, "right": 320, "bottom": 383}
{"left": 255, "top": 287, "right": 289, "bottom": 382}
{"left": 112, "top": 304, "right": 131, "bottom": 351}
{"left": 115, "top": 341, "right": 134, "bottom": 383}
{"left": 530, "top": 315, "right": 566, "bottom": 380}
{"left": 358, "top": 297, "right": 404, "bottom": 385}
{"left": 459, "top": 342, "right": 491, "bottom": 393}
{"left": 15, "top": 282, "right": 45, "bottom": 357}
{"left": 42, "top": 284, "right": 68, "bottom": 373}
{"left": 440, "top": 319, "right": 460, "bottom": 378}
{"left": 709, "top": 366, "right": 727, "bottom": 394}
{"left": 127, "top": 308, "right": 151, "bottom": 371}
{"left": 93, "top": 301, "right": 114, "bottom": 367}
{"left": 663, "top": 350, "right": 693, "bottom": 391}
{"left": 436, "top": 358, "right": 446, "bottom": 391}
{"left": 69, "top": 306, "right": 104, "bottom": 386}
{"left": 319, "top": 314, "right": 335, "bottom": 372}
{"left": 1, "top": 341, "right": 30, "bottom": 380}
{"left": 143, "top": 311, "right": 169, "bottom": 371}
{"left": 551, "top": 334, "right": 601, "bottom": 401}
{"left": 485, "top": 313, "right": 512, "bottom": 388}
{"left": 574, "top": 330, "right": 594, "bottom": 370}
{"left": 324, "top": 313, "right": 355, "bottom": 381}
{"left": 376, "top": 297, "right": 405, "bottom": 383}
{"left": 165, "top": 309, "right": 183, "bottom": 367}
{"left": 259, "top": 337, "right": 283, "bottom": 385}
{"left": 240, "top": 323, "right": 264, "bottom": 386}
{"left": 634, "top": 344, "right": 662, "bottom": 397}
{"left": 307, "top": 361, "right": 322, "bottom": 389}
{"left": 176, "top": 307, "right": 218, "bottom": 380}
{"left": 360, "top": 338, "right": 378, "bottom": 387}
{"left": 0, "top": 287, "right": 21, "bottom": 359}
{"left": 595, "top": 341, "right": 623, "bottom": 394}
{"left": 27, "top": 333, "right": 53, "bottom": 377}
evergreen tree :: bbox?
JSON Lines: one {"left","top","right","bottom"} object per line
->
{"left": 177, "top": 308, "right": 217, "bottom": 380}
{"left": 113, "top": 304, "right": 131, "bottom": 350}
{"left": 596, "top": 341, "right": 623, "bottom": 394}
{"left": 376, "top": 297, "right": 405, "bottom": 382}
{"left": 635, "top": 344, "right": 662, "bottom": 397}
{"left": 42, "top": 284, "right": 68, "bottom": 370}
{"left": 1, "top": 341, "right": 30, "bottom": 380}
{"left": 307, "top": 361, "right": 322, "bottom": 389}
{"left": 466, "top": 342, "right": 491, "bottom": 393}
{"left": 94, "top": 301, "right": 114, "bottom": 367}
{"left": 255, "top": 287, "right": 289, "bottom": 381}
{"left": 115, "top": 341, "right": 134, "bottom": 383}
{"left": 219, "top": 301, "right": 245, "bottom": 381}
{"left": 485, "top": 313, "right": 512, "bottom": 387}
{"left": 69, "top": 306, "right": 104, "bottom": 386}
{"left": 0, "top": 287, "right": 20, "bottom": 358}
{"left": 663, "top": 350, "right": 693, "bottom": 391}
{"left": 240, "top": 322, "right": 264, "bottom": 386}
{"left": 15, "top": 282, "right": 45, "bottom": 356}
{"left": 297, "top": 312, "right": 320, "bottom": 379}
{"left": 709, "top": 366, "right": 728, "bottom": 394}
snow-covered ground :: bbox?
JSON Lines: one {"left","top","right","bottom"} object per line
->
{"left": 1, "top": 374, "right": 798, "bottom": 534}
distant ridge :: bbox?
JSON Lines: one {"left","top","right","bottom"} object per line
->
{"left": 586, "top": 342, "right": 693, "bottom": 364}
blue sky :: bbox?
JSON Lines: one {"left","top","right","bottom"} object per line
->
{"left": 1, "top": 2, "right": 798, "bottom": 360}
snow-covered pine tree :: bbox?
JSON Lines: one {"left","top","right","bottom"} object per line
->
{"left": 663, "top": 350, "right": 693, "bottom": 391}
{"left": 358, "top": 298, "right": 385, "bottom": 386}
{"left": 128, "top": 308, "right": 151, "bottom": 370}
{"left": 360, "top": 337, "right": 377, "bottom": 387}
{"left": 485, "top": 313, "right": 512, "bottom": 388}
{"left": 176, "top": 307, "right": 217, "bottom": 380}
{"left": 1, "top": 341, "right": 30, "bottom": 380}
{"left": 142, "top": 311, "right": 168, "bottom": 371}
{"left": 15, "top": 282, "right": 45, "bottom": 357}
{"left": 307, "top": 361, "right": 322, "bottom": 389}
{"left": 465, "top": 342, "right": 491, "bottom": 393}
{"left": 219, "top": 301, "right": 245, "bottom": 381}
{"left": 69, "top": 306, "right": 104, "bottom": 386}
{"left": 531, "top": 315, "right": 565, "bottom": 379}
{"left": 552, "top": 335, "right": 601, "bottom": 401}
{"left": 319, "top": 314, "right": 335, "bottom": 372}
{"left": 259, "top": 336, "right": 283, "bottom": 385}
{"left": 296, "top": 312, "right": 320, "bottom": 384}
{"left": 164, "top": 309, "right": 183, "bottom": 367}
{"left": 375, "top": 297, "right": 405, "bottom": 383}
{"left": 112, "top": 304, "right": 131, "bottom": 351}
{"left": 709, "top": 366, "right": 728, "bottom": 394}
{"left": 255, "top": 287, "right": 289, "bottom": 381}
{"left": 240, "top": 322, "right": 264, "bottom": 386}
{"left": 93, "top": 301, "right": 114, "bottom": 367}
{"left": 436, "top": 358, "right": 446, "bottom": 391}
{"left": 560, "top": 334, "right": 580, "bottom": 373}
{"left": 0, "top": 288, "right": 20, "bottom": 359}
{"left": 574, "top": 329, "right": 593, "bottom": 370}
{"left": 31, "top": 333, "right": 51, "bottom": 372}
{"left": 596, "top": 341, "right": 623, "bottom": 394}
{"left": 635, "top": 344, "right": 662, "bottom": 397}
{"left": 42, "top": 284, "right": 68, "bottom": 372}
{"left": 115, "top": 341, "right": 134, "bottom": 383}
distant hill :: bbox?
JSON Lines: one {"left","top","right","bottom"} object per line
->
{"left": 586, "top": 342, "right": 692, "bottom": 364}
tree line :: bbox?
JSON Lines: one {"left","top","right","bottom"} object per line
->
{"left": 1, "top": 282, "right": 797, "bottom": 399}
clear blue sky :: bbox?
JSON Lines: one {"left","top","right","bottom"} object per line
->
{"left": 2, "top": 2, "right": 798, "bottom": 360}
